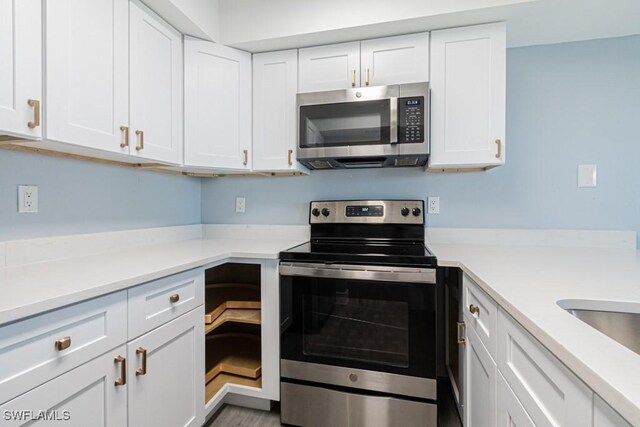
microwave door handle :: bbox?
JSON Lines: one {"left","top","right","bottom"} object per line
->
{"left": 389, "top": 97, "right": 398, "bottom": 144}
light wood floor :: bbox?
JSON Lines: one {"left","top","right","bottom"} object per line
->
{"left": 206, "top": 405, "right": 282, "bottom": 427}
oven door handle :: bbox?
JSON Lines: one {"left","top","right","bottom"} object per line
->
{"left": 279, "top": 262, "right": 436, "bottom": 284}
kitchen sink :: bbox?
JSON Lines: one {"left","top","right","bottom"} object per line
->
{"left": 560, "top": 301, "right": 640, "bottom": 356}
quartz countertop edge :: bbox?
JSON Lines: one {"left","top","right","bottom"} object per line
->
{"left": 0, "top": 237, "right": 306, "bottom": 328}
{"left": 429, "top": 243, "right": 640, "bottom": 426}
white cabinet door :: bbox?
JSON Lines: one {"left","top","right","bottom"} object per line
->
{"left": 298, "top": 41, "right": 360, "bottom": 92}
{"left": 593, "top": 396, "right": 631, "bottom": 427}
{"left": 0, "top": 347, "right": 127, "bottom": 427}
{"left": 497, "top": 372, "right": 535, "bottom": 427}
{"left": 360, "top": 33, "right": 429, "bottom": 87}
{"left": 184, "top": 38, "right": 252, "bottom": 169}
{"left": 45, "top": 0, "right": 129, "bottom": 154}
{"left": 497, "top": 309, "right": 593, "bottom": 426}
{"left": 252, "top": 50, "right": 299, "bottom": 171}
{"left": 0, "top": 0, "right": 42, "bottom": 139}
{"left": 129, "top": 0, "right": 183, "bottom": 164}
{"left": 464, "top": 326, "right": 496, "bottom": 427}
{"left": 127, "top": 307, "right": 204, "bottom": 427}
{"left": 429, "top": 23, "right": 506, "bottom": 169}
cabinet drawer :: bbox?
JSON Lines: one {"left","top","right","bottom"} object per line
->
{"left": 497, "top": 309, "right": 593, "bottom": 426}
{"left": 0, "top": 291, "right": 127, "bottom": 404}
{"left": 463, "top": 273, "right": 497, "bottom": 359}
{"left": 128, "top": 269, "right": 204, "bottom": 339}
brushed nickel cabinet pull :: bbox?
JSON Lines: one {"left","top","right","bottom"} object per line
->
{"left": 469, "top": 304, "right": 480, "bottom": 315}
{"left": 136, "top": 347, "right": 147, "bottom": 376}
{"left": 457, "top": 322, "right": 466, "bottom": 344}
{"left": 243, "top": 149, "right": 248, "bottom": 166}
{"left": 495, "top": 139, "right": 502, "bottom": 159}
{"left": 351, "top": 69, "right": 356, "bottom": 87}
{"left": 55, "top": 336, "right": 71, "bottom": 351}
{"left": 27, "top": 99, "right": 40, "bottom": 128}
{"left": 114, "top": 355, "right": 126, "bottom": 386}
{"left": 287, "top": 149, "right": 293, "bottom": 166}
{"left": 120, "top": 126, "right": 129, "bottom": 148}
{"left": 169, "top": 294, "right": 180, "bottom": 303}
{"left": 135, "top": 130, "right": 144, "bottom": 151}
{"left": 365, "top": 68, "right": 370, "bottom": 86}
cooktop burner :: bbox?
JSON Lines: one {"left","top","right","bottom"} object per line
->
{"left": 280, "top": 200, "right": 437, "bottom": 268}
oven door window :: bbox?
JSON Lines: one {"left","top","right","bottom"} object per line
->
{"left": 299, "top": 100, "right": 390, "bottom": 148}
{"left": 281, "top": 274, "right": 436, "bottom": 378}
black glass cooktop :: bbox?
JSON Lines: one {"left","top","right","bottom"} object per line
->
{"left": 280, "top": 239, "right": 437, "bottom": 267}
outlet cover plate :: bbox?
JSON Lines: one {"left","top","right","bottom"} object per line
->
{"left": 428, "top": 197, "right": 440, "bottom": 214}
{"left": 235, "top": 197, "right": 246, "bottom": 213}
{"left": 18, "top": 185, "right": 38, "bottom": 213}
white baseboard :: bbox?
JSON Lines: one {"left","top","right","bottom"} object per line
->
{"left": 425, "top": 227, "right": 636, "bottom": 249}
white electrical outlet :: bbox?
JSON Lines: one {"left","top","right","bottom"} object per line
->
{"left": 18, "top": 185, "right": 38, "bottom": 213}
{"left": 427, "top": 197, "right": 440, "bottom": 214}
{"left": 235, "top": 197, "right": 246, "bottom": 213}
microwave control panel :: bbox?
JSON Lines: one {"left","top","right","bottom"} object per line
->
{"left": 398, "top": 97, "right": 424, "bottom": 143}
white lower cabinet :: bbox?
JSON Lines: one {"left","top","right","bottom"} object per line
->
{"left": 497, "top": 372, "right": 534, "bottom": 427}
{"left": 463, "top": 326, "right": 496, "bottom": 427}
{"left": 127, "top": 306, "right": 204, "bottom": 427}
{"left": 0, "top": 347, "right": 127, "bottom": 427}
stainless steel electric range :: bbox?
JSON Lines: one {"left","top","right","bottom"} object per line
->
{"left": 279, "top": 200, "right": 438, "bottom": 427}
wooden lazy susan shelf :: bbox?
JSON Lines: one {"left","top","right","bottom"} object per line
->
{"left": 205, "top": 283, "right": 261, "bottom": 323}
{"left": 205, "top": 333, "right": 262, "bottom": 400}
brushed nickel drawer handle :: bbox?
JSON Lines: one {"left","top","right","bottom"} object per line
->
{"left": 120, "top": 126, "right": 129, "bottom": 148}
{"left": 135, "top": 130, "right": 144, "bottom": 151}
{"left": 495, "top": 139, "right": 502, "bottom": 159}
{"left": 457, "top": 322, "right": 466, "bottom": 344}
{"left": 114, "top": 355, "right": 126, "bottom": 386}
{"left": 469, "top": 304, "right": 480, "bottom": 315}
{"left": 287, "top": 149, "right": 293, "bottom": 166}
{"left": 136, "top": 347, "right": 147, "bottom": 376}
{"left": 27, "top": 99, "right": 40, "bottom": 128}
{"left": 55, "top": 336, "right": 71, "bottom": 351}
{"left": 170, "top": 294, "right": 180, "bottom": 303}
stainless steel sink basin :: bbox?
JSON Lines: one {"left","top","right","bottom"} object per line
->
{"left": 564, "top": 307, "right": 640, "bottom": 356}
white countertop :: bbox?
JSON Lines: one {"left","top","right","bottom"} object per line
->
{"left": 429, "top": 243, "right": 640, "bottom": 425}
{"left": 0, "top": 237, "right": 305, "bottom": 327}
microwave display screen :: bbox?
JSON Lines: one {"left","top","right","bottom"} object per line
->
{"left": 406, "top": 100, "right": 420, "bottom": 106}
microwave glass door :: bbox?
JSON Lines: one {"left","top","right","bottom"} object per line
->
{"left": 280, "top": 272, "right": 436, "bottom": 379}
{"left": 299, "top": 100, "right": 390, "bottom": 148}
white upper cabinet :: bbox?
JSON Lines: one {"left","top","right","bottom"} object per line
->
{"left": 0, "top": 0, "right": 42, "bottom": 139}
{"left": 298, "top": 41, "right": 360, "bottom": 93}
{"left": 46, "top": 0, "right": 129, "bottom": 154}
{"left": 360, "top": 32, "right": 430, "bottom": 87}
{"left": 252, "top": 50, "right": 301, "bottom": 172}
{"left": 129, "top": 0, "right": 183, "bottom": 165}
{"left": 429, "top": 22, "right": 506, "bottom": 169}
{"left": 184, "top": 38, "right": 252, "bottom": 169}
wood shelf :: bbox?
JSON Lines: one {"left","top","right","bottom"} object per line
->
{"left": 205, "top": 333, "right": 261, "bottom": 382}
{"left": 204, "top": 308, "right": 261, "bottom": 335}
{"left": 206, "top": 373, "right": 262, "bottom": 403}
{"left": 205, "top": 283, "right": 261, "bottom": 324}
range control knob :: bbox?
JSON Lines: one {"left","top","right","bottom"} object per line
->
{"left": 401, "top": 207, "right": 410, "bottom": 217}
{"left": 412, "top": 207, "right": 422, "bottom": 217}
{"left": 321, "top": 208, "right": 330, "bottom": 217}
{"left": 311, "top": 208, "right": 320, "bottom": 217}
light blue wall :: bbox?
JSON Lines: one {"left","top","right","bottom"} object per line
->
{"left": 202, "top": 35, "right": 640, "bottom": 247}
{"left": 0, "top": 150, "right": 202, "bottom": 241}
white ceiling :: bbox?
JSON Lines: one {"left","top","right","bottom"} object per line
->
{"left": 216, "top": 0, "right": 640, "bottom": 52}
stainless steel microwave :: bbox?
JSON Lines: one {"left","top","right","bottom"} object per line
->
{"left": 296, "top": 82, "right": 429, "bottom": 169}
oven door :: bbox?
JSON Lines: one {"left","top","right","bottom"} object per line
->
{"left": 280, "top": 262, "right": 437, "bottom": 399}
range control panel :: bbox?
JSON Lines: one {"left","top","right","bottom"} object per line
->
{"left": 398, "top": 97, "right": 424, "bottom": 143}
{"left": 310, "top": 200, "right": 424, "bottom": 224}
